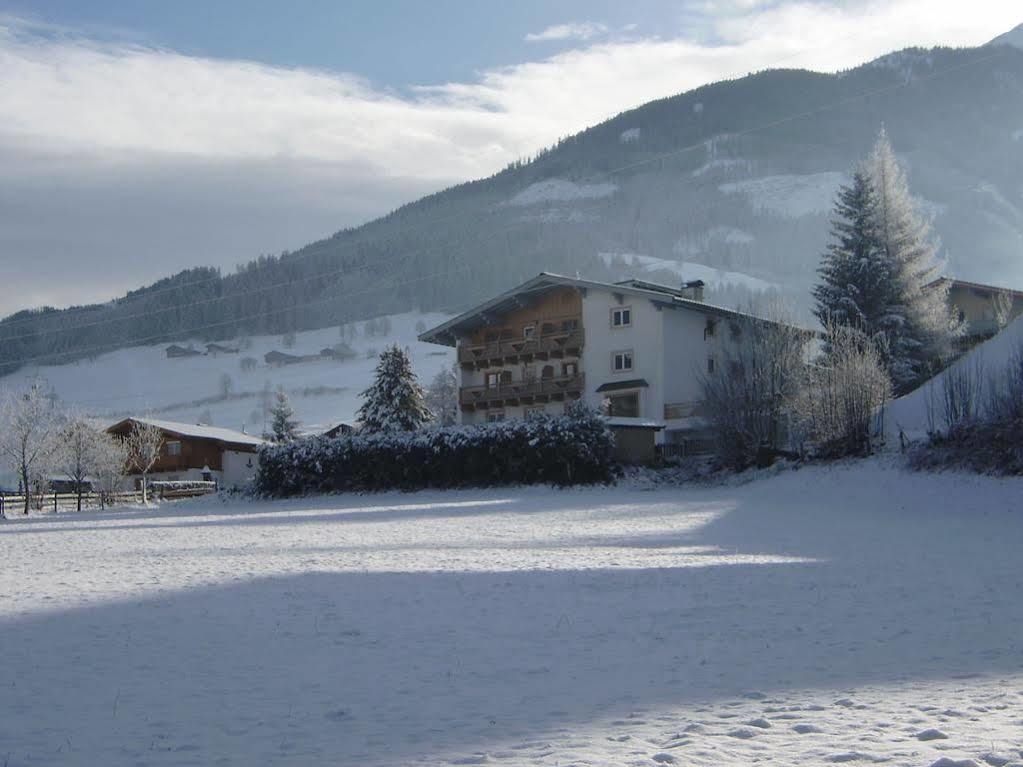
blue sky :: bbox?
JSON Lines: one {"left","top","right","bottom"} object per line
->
{"left": 0, "top": 1, "right": 1019, "bottom": 315}
{"left": 1, "top": 0, "right": 701, "bottom": 87}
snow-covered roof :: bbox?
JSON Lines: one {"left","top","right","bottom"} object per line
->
{"left": 418, "top": 272, "right": 813, "bottom": 347}
{"left": 605, "top": 417, "right": 666, "bottom": 430}
{"left": 108, "top": 417, "right": 265, "bottom": 449}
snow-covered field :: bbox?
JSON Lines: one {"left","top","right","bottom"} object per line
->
{"left": 0, "top": 312, "right": 455, "bottom": 435}
{"left": 2, "top": 461, "right": 1021, "bottom": 767}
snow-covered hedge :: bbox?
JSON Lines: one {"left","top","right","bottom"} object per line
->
{"left": 255, "top": 405, "right": 617, "bottom": 496}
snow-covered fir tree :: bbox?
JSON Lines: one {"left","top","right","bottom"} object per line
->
{"left": 814, "top": 129, "right": 956, "bottom": 388}
{"left": 268, "top": 388, "right": 300, "bottom": 442}
{"left": 358, "top": 344, "right": 432, "bottom": 433}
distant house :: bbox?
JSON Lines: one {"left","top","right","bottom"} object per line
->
{"left": 106, "top": 417, "right": 265, "bottom": 489}
{"left": 166, "top": 344, "right": 201, "bottom": 359}
{"left": 206, "top": 343, "right": 240, "bottom": 356}
{"left": 264, "top": 350, "right": 303, "bottom": 367}
{"left": 929, "top": 278, "right": 1023, "bottom": 341}
{"left": 324, "top": 422, "right": 355, "bottom": 438}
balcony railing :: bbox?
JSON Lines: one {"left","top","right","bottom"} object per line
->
{"left": 460, "top": 373, "right": 585, "bottom": 409}
{"left": 458, "top": 328, "right": 584, "bottom": 367}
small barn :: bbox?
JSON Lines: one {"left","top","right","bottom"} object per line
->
{"left": 166, "top": 344, "right": 201, "bottom": 359}
{"left": 206, "top": 343, "right": 240, "bottom": 356}
{"left": 107, "top": 417, "right": 265, "bottom": 489}
{"left": 265, "top": 350, "right": 303, "bottom": 367}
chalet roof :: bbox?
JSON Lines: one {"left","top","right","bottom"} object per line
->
{"left": 418, "top": 272, "right": 809, "bottom": 347}
{"left": 595, "top": 379, "right": 649, "bottom": 392}
{"left": 107, "top": 417, "right": 265, "bottom": 451}
{"left": 927, "top": 277, "right": 1023, "bottom": 298}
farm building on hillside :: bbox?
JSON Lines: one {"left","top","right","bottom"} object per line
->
{"left": 419, "top": 272, "right": 813, "bottom": 462}
{"left": 264, "top": 350, "right": 304, "bottom": 366}
{"left": 106, "top": 417, "right": 264, "bottom": 489}
{"left": 165, "top": 344, "right": 202, "bottom": 359}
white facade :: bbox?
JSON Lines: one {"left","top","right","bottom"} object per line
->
{"left": 424, "top": 274, "right": 759, "bottom": 448}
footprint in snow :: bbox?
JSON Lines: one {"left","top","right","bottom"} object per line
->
{"left": 746, "top": 718, "right": 771, "bottom": 729}
{"left": 726, "top": 727, "right": 756, "bottom": 739}
{"left": 916, "top": 728, "right": 949, "bottom": 741}
{"left": 651, "top": 754, "right": 677, "bottom": 764}
{"left": 792, "top": 723, "right": 824, "bottom": 734}
{"left": 929, "top": 759, "right": 980, "bottom": 767}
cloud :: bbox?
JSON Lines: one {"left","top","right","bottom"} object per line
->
{"left": 524, "top": 22, "right": 608, "bottom": 43}
{"left": 0, "top": 1, "right": 1020, "bottom": 315}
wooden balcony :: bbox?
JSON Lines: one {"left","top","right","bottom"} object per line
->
{"left": 458, "top": 328, "right": 584, "bottom": 368}
{"left": 460, "top": 373, "right": 585, "bottom": 411}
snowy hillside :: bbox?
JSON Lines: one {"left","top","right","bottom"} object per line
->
{"left": 886, "top": 314, "right": 1023, "bottom": 440}
{"left": 598, "top": 252, "right": 777, "bottom": 292}
{"left": 0, "top": 312, "right": 454, "bottom": 435}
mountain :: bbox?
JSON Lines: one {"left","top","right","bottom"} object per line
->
{"left": 3, "top": 35, "right": 1023, "bottom": 374}
{"left": 989, "top": 23, "right": 1023, "bottom": 49}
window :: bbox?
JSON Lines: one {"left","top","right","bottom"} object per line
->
{"left": 522, "top": 325, "right": 536, "bottom": 340}
{"left": 612, "top": 350, "right": 634, "bottom": 372}
{"left": 487, "top": 411, "right": 505, "bottom": 423}
{"left": 167, "top": 441, "right": 182, "bottom": 456}
{"left": 704, "top": 318, "right": 716, "bottom": 339}
{"left": 607, "top": 393, "right": 640, "bottom": 418}
{"left": 486, "top": 372, "right": 501, "bottom": 388}
{"left": 561, "top": 318, "right": 579, "bottom": 333}
{"left": 524, "top": 406, "right": 545, "bottom": 419}
{"left": 707, "top": 357, "right": 716, "bottom": 374}
{"left": 611, "top": 307, "right": 632, "bottom": 328}
{"left": 562, "top": 361, "right": 578, "bottom": 377}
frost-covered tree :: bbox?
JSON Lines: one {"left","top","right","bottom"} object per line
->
{"left": 358, "top": 344, "right": 431, "bottom": 433}
{"left": 54, "top": 415, "right": 104, "bottom": 512}
{"left": 268, "top": 388, "right": 299, "bottom": 442}
{"left": 125, "top": 420, "right": 164, "bottom": 505}
{"left": 425, "top": 365, "right": 459, "bottom": 426}
{"left": 92, "top": 434, "right": 128, "bottom": 509}
{"left": 814, "top": 129, "right": 957, "bottom": 389}
{"left": 0, "top": 384, "right": 62, "bottom": 515}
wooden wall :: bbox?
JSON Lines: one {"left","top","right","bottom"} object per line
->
{"left": 468, "top": 287, "right": 582, "bottom": 344}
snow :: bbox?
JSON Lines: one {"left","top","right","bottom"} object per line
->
{"left": 599, "top": 251, "right": 777, "bottom": 292}
{"left": 720, "top": 172, "right": 848, "bottom": 218}
{"left": 1, "top": 459, "right": 1021, "bottom": 766}
{"left": 506, "top": 179, "right": 617, "bottom": 206}
{"left": 692, "top": 157, "right": 750, "bottom": 177}
{"left": 886, "top": 313, "right": 1023, "bottom": 440}
{"left": 118, "top": 416, "right": 265, "bottom": 447}
{"left": 0, "top": 311, "right": 455, "bottom": 437}
{"left": 619, "top": 127, "right": 641, "bottom": 143}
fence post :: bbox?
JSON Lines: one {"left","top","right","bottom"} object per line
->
{"left": 54, "top": 492, "right": 58, "bottom": 513}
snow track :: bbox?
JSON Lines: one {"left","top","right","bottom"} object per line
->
{"left": 1, "top": 461, "right": 1020, "bottom": 766}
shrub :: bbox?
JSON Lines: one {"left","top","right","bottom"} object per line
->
{"left": 255, "top": 403, "right": 618, "bottom": 496}
{"left": 795, "top": 324, "right": 891, "bottom": 457}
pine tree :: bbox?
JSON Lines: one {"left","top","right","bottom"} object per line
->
{"left": 269, "top": 388, "right": 299, "bottom": 442}
{"left": 358, "top": 344, "right": 432, "bottom": 433}
{"left": 814, "top": 129, "right": 956, "bottom": 389}
{"left": 865, "top": 129, "right": 955, "bottom": 385}
{"left": 813, "top": 168, "right": 888, "bottom": 331}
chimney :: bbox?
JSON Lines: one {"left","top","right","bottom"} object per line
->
{"left": 680, "top": 279, "right": 705, "bottom": 302}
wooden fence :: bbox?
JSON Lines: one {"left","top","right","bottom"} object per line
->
{"left": 0, "top": 483, "right": 217, "bottom": 515}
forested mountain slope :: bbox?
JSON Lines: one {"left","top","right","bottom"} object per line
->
{"left": 3, "top": 37, "right": 1023, "bottom": 374}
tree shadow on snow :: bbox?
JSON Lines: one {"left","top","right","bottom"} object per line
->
{"left": 2, "top": 480, "right": 1022, "bottom": 766}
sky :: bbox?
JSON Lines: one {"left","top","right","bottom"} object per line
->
{"left": 1, "top": 1, "right": 1020, "bottom": 316}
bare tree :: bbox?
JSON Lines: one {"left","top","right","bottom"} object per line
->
{"left": 699, "top": 307, "right": 810, "bottom": 469}
{"left": 92, "top": 433, "right": 128, "bottom": 509}
{"left": 218, "top": 373, "right": 234, "bottom": 398}
{"left": 240, "top": 357, "right": 258, "bottom": 373}
{"left": 991, "top": 291, "right": 1014, "bottom": 331}
{"left": 0, "top": 384, "right": 62, "bottom": 515}
{"left": 125, "top": 420, "right": 164, "bottom": 504}
{"left": 795, "top": 324, "right": 892, "bottom": 457}
{"left": 425, "top": 364, "right": 459, "bottom": 426}
{"left": 54, "top": 415, "right": 104, "bottom": 512}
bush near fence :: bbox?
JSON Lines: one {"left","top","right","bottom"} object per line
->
{"left": 255, "top": 406, "right": 618, "bottom": 497}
